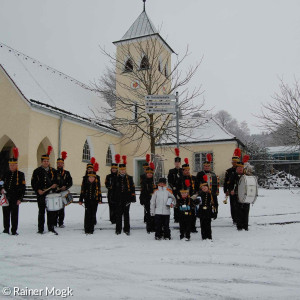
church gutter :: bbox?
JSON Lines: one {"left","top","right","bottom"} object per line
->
{"left": 29, "top": 101, "right": 121, "bottom": 137}
{"left": 58, "top": 116, "right": 64, "bottom": 155}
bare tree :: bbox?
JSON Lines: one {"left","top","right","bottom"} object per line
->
{"left": 92, "top": 36, "right": 207, "bottom": 155}
{"left": 258, "top": 79, "right": 300, "bottom": 146}
{"left": 214, "top": 110, "right": 250, "bottom": 143}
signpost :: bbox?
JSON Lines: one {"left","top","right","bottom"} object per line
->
{"left": 145, "top": 93, "right": 180, "bottom": 148}
{"left": 145, "top": 95, "right": 176, "bottom": 100}
{"left": 145, "top": 107, "right": 175, "bottom": 114}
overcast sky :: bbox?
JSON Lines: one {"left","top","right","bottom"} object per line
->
{"left": 1, "top": 0, "right": 300, "bottom": 134}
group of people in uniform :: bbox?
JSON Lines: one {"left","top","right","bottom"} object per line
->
{"left": 1, "top": 145, "right": 252, "bottom": 239}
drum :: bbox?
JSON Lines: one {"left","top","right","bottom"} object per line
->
{"left": 0, "top": 194, "right": 9, "bottom": 207}
{"left": 207, "top": 173, "right": 219, "bottom": 196}
{"left": 46, "top": 193, "right": 63, "bottom": 211}
{"left": 238, "top": 175, "right": 258, "bottom": 204}
{"left": 61, "top": 190, "right": 73, "bottom": 206}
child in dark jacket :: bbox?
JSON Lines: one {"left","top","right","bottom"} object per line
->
{"left": 79, "top": 171, "right": 101, "bottom": 234}
{"left": 198, "top": 175, "right": 216, "bottom": 240}
{"left": 177, "top": 180, "right": 198, "bottom": 241}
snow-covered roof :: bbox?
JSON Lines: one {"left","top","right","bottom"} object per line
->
{"left": 0, "top": 42, "right": 116, "bottom": 132}
{"left": 267, "top": 145, "right": 300, "bottom": 154}
{"left": 159, "top": 117, "right": 239, "bottom": 145}
{"left": 113, "top": 11, "right": 175, "bottom": 53}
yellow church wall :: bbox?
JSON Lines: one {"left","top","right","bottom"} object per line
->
{"left": 1, "top": 67, "right": 122, "bottom": 189}
{"left": 25, "top": 109, "right": 121, "bottom": 190}
{"left": 0, "top": 67, "right": 31, "bottom": 179}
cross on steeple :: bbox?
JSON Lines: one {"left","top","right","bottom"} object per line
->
{"left": 143, "top": 0, "right": 146, "bottom": 12}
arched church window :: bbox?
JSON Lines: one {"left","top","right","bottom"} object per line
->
{"left": 124, "top": 59, "right": 133, "bottom": 72}
{"left": 82, "top": 140, "right": 91, "bottom": 162}
{"left": 158, "top": 58, "right": 162, "bottom": 73}
{"left": 164, "top": 61, "right": 169, "bottom": 77}
{"left": 106, "top": 147, "right": 112, "bottom": 166}
{"left": 140, "top": 55, "right": 150, "bottom": 70}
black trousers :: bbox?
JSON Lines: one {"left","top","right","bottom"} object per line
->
{"left": 84, "top": 203, "right": 98, "bottom": 233}
{"left": 56, "top": 207, "right": 65, "bottom": 226}
{"left": 190, "top": 210, "right": 197, "bottom": 231}
{"left": 155, "top": 214, "right": 170, "bottom": 239}
{"left": 199, "top": 208, "right": 212, "bottom": 239}
{"left": 108, "top": 202, "right": 117, "bottom": 224}
{"left": 144, "top": 202, "right": 155, "bottom": 232}
{"left": 2, "top": 202, "right": 19, "bottom": 233}
{"left": 236, "top": 203, "right": 250, "bottom": 230}
{"left": 173, "top": 192, "right": 180, "bottom": 222}
{"left": 37, "top": 197, "right": 56, "bottom": 232}
{"left": 116, "top": 202, "right": 130, "bottom": 233}
{"left": 179, "top": 213, "right": 192, "bottom": 239}
{"left": 230, "top": 195, "right": 237, "bottom": 223}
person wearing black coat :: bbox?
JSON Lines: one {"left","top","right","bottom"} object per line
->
{"left": 180, "top": 158, "right": 198, "bottom": 233}
{"left": 79, "top": 171, "right": 102, "bottom": 234}
{"left": 55, "top": 153, "right": 73, "bottom": 228}
{"left": 31, "top": 148, "right": 58, "bottom": 235}
{"left": 224, "top": 149, "right": 241, "bottom": 224}
{"left": 176, "top": 185, "right": 199, "bottom": 241}
{"left": 81, "top": 160, "right": 102, "bottom": 225}
{"left": 111, "top": 158, "right": 136, "bottom": 235}
{"left": 228, "top": 161, "right": 250, "bottom": 231}
{"left": 140, "top": 165, "right": 156, "bottom": 233}
{"left": 105, "top": 163, "right": 118, "bottom": 224}
{"left": 197, "top": 180, "right": 216, "bottom": 240}
{"left": 1, "top": 148, "right": 26, "bottom": 235}
{"left": 167, "top": 148, "right": 183, "bottom": 223}
{"left": 196, "top": 157, "right": 219, "bottom": 220}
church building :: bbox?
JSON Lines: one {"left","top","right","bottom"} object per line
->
{"left": 0, "top": 2, "right": 243, "bottom": 191}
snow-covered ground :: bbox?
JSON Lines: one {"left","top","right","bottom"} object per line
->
{"left": 1, "top": 189, "right": 300, "bottom": 300}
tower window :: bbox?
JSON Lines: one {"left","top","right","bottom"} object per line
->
{"left": 164, "top": 62, "right": 168, "bottom": 77}
{"left": 140, "top": 55, "right": 150, "bottom": 70}
{"left": 124, "top": 59, "right": 133, "bottom": 72}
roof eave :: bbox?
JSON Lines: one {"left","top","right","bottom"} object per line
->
{"left": 113, "top": 33, "right": 176, "bottom": 54}
{"left": 156, "top": 137, "right": 245, "bottom": 147}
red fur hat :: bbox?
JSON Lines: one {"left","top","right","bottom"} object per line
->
{"left": 93, "top": 162, "right": 99, "bottom": 172}
{"left": 185, "top": 179, "right": 191, "bottom": 188}
{"left": 13, "top": 147, "right": 19, "bottom": 160}
{"left": 47, "top": 146, "right": 53, "bottom": 156}
{"left": 146, "top": 154, "right": 151, "bottom": 163}
{"left": 115, "top": 154, "right": 121, "bottom": 164}
{"left": 243, "top": 155, "right": 250, "bottom": 163}
{"left": 206, "top": 153, "right": 212, "bottom": 162}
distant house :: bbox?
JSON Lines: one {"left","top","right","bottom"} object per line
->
{"left": 267, "top": 146, "right": 300, "bottom": 178}
{"left": 267, "top": 146, "right": 300, "bottom": 161}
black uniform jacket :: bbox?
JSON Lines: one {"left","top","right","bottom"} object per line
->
{"left": 31, "top": 167, "right": 58, "bottom": 196}
{"left": 111, "top": 174, "right": 136, "bottom": 204}
{"left": 79, "top": 179, "right": 101, "bottom": 205}
{"left": 105, "top": 172, "right": 118, "bottom": 201}
{"left": 140, "top": 177, "right": 157, "bottom": 205}
{"left": 167, "top": 168, "right": 183, "bottom": 193}
{"left": 56, "top": 168, "right": 73, "bottom": 190}
{"left": 224, "top": 167, "right": 237, "bottom": 194}
{"left": 3, "top": 170, "right": 26, "bottom": 202}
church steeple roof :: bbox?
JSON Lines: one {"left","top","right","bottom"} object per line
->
{"left": 121, "top": 11, "right": 158, "bottom": 41}
{"left": 113, "top": 3, "right": 175, "bottom": 53}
